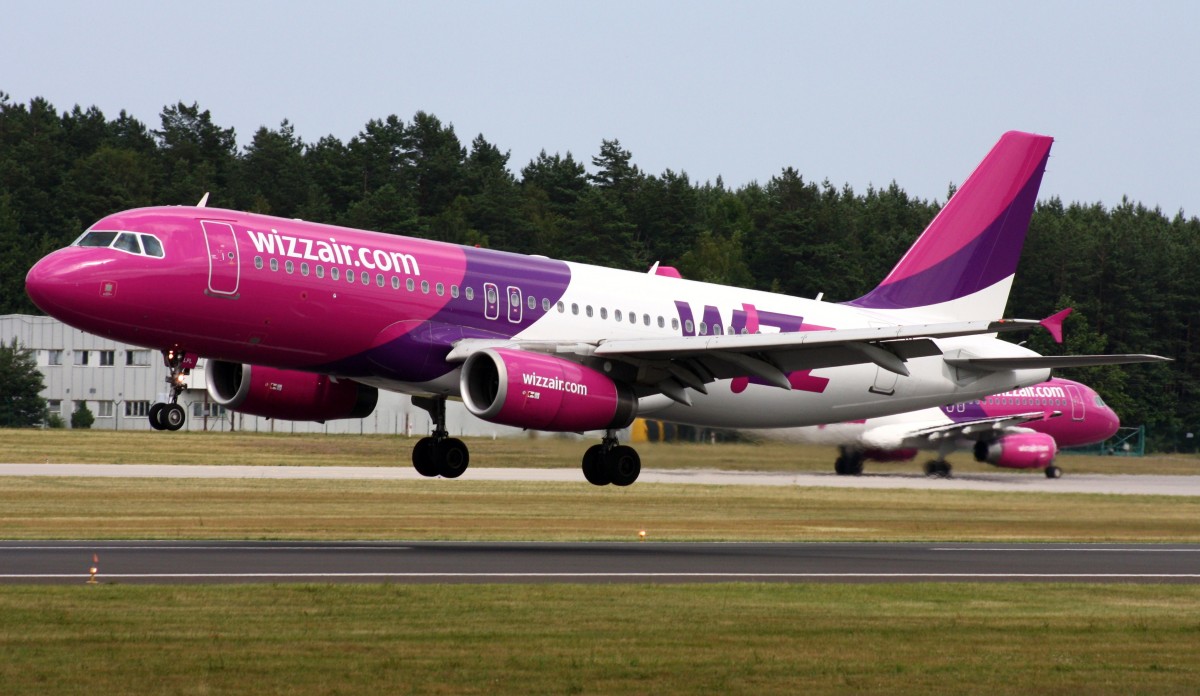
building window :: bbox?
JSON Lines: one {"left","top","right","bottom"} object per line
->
{"left": 126, "top": 350, "right": 151, "bottom": 367}
{"left": 96, "top": 401, "right": 114, "bottom": 418}
{"left": 74, "top": 350, "right": 89, "bottom": 366}
{"left": 125, "top": 400, "right": 150, "bottom": 417}
{"left": 191, "top": 402, "right": 227, "bottom": 418}
{"left": 47, "top": 399, "right": 62, "bottom": 414}
{"left": 99, "top": 350, "right": 115, "bottom": 366}
{"left": 47, "top": 350, "right": 63, "bottom": 366}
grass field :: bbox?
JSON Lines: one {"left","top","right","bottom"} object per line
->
{"left": 3, "top": 428, "right": 1199, "bottom": 475}
{"left": 3, "top": 583, "right": 1199, "bottom": 695}
{"left": 4, "top": 429, "right": 1200, "bottom": 693}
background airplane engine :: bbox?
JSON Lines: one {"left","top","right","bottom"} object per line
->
{"left": 206, "top": 361, "right": 378, "bottom": 422}
{"left": 973, "top": 432, "right": 1058, "bottom": 469}
{"left": 460, "top": 348, "right": 636, "bottom": 432}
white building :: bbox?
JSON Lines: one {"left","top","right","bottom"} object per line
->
{"left": 1, "top": 314, "right": 531, "bottom": 437}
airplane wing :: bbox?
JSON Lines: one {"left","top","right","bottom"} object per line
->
{"left": 901, "top": 410, "right": 1057, "bottom": 444}
{"left": 447, "top": 313, "right": 1169, "bottom": 405}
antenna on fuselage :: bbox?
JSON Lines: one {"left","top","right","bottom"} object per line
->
{"left": 196, "top": 192, "right": 210, "bottom": 208}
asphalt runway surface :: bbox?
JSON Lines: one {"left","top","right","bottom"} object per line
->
{"left": 4, "top": 541, "right": 1200, "bottom": 585}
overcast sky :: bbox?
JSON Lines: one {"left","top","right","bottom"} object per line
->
{"left": 5, "top": 1, "right": 1198, "bottom": 216}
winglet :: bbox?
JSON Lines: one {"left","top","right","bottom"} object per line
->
{"left": 197, "top": 192, "right": 210, "bottom": 208}
{"left": 1040, "top": 308, "right": 1072, "bottom": 344}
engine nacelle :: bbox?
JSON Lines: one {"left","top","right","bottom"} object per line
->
{"left": 460, "top": 348, "right": 637, "bottom": 432}
{"left": 206, "top": 361, "right": 378, "bottom": 422}
{"left": 863, "top": 448, "right": 919, "bottom": 463}
{"left": 973, "top": 432, "right": 1058, "bottom": 469}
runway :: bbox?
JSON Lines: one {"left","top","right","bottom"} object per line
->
{"left": 3, "top": 463, "right": 1200, "bottom": 496}
{"left": 4, "top": 541, "right": 1200, "bottom": 585}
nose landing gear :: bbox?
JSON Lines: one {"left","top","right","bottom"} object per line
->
{"left": 149, "top": 350, "right": 194, "bottom": 431}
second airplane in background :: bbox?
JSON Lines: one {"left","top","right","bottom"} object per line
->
{"left": 754, "top": 377, "right": 1118, "bottom": 478}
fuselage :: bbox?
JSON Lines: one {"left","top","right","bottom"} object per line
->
{"left": 25, "top": 206, "right": 1051, "bottom": 430}
{"left": 767, "top": 377, "right": 1120, "bottom": 450}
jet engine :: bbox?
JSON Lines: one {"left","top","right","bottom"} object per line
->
{"left": 206, "top": 361, "right": 378, "bottom": 422}
{"left": 973, "top": 432, "right": 1058, "bottom": 469}
{"left": 460, "top": 348, "right": 636, "bottom": 431}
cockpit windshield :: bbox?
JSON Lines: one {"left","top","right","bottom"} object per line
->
{"left": 73, "top": 230, "right": 165, "bottom": 258}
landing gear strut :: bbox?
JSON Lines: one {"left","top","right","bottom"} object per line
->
{"left": 581, "top": 430, "right": 641, "bottom": 487}
{"left": 411, "top": 396, "right": 469, "bottom": 478}
{"left": 149, "top": 350, "right": 190, "bottom": 431}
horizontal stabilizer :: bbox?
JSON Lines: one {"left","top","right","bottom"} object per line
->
{"left": 945, "top": 354, "right": 1170, "bottom": 372}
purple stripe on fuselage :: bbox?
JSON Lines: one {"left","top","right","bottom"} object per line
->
{"left": 316, "top": 246, "right": 572, "bottom": 382}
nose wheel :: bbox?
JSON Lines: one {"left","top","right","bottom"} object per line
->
{"left": 149, "top": 350, "right": 192, "bottom": 431}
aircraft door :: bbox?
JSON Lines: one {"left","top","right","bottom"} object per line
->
{"left": 506, "top": 286, "right": 523, "bottom": 323}
{"left": 483, "top": 282, "right": 500, "bottom": 320}
{"left": 201, "top": 220, "right": 240, "bottom": 297}
{"left": 1066, "top": 384, "right": 1085, "bottom": 421}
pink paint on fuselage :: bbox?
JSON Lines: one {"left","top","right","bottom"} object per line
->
{"left": 25, "top": 206, "right": 569, "bottom": 381}
{"left": 943, "top": 377, "right": 1119, "bottom": 448}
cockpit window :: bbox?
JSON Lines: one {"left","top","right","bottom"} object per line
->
{"left": 72, "top": 229, "right": 165, "bottom": 258}
{"left": 77, "top": 231, "right": 119, "bottom": 247}
{"left": 113, "top": 232, "right": 142, "bottom": 254}
{"left": 1094, "top": 395, "right": 1107, "bottom": 408}
{"left": 141, "top": 235, "right": 164, "bottom": 258}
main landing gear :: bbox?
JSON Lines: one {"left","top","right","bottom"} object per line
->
{"left": 923, "top": 459, "right": 952, "bottom": 477}
{"left": 581, "top": 430, "right": 641, "bottom": 487}
{"left": 1045, "top": 464, "right": 1063, "bottom": 479}
{"left": 149, "top": 350, "right": 189, "bottom": 431}
{"left": 410, "top": 396, "right": 470, "bottom": 479}
{"left": 834, "top": 447, "right": 864, "bottom": 476}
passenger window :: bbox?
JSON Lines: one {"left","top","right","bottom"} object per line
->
{"left": 270, "top": 258, "right": 279, "bottom": 272}
{"left": 391, "top": 276, "right": 400, "bottom": 289}
{"left": 542, "top": 298, "right": 550, "bottom": 312}
{"left": 615, "top": 309, "right": 623, "bottom": 322}
{"left": 376, "top": 274, "right": 385, "bottom": 287}
{"left": 346, "top": 270, "right": 355, "bottom": 283}
{"left": 527, "top": 295, "right": 536, "bottom": 310}
{"left": 316, "top": 266, "right": 324, "bottom": 278}
{"left": 285, "top": 260, "right": 294, "bottom": 274}
{"left": 600, "top": 308, "right": 608, "bottom": 320}
{"left": 254, "top": 256, "right": 264, "bottom": 270}
{"left": 421, "top": 280, "right": 430, "bottom": 294}
{"left": 331, "top": 267, "right": 339, "bottom": 280}
{"left": 586, "top": 305, "right": 594, "bottom": 318}
{"left": 406, "top": 278, "right": 415, "bottom": 291}
{"left": 301, "top": 263, "right": 310, "bottom": 276}
{"left": 571, "top": 303, "right": 579, "bottom": 315}
{"left": 466, "top": 287, "right": 475, "bottom": 301}
{"left": 657, "top": 316, "right": 665, "bottom": 328}
{"left": 629, "top": 311, "right": 636, "bottom": 324}
{"left": 436, "top": 282, "right": 444, "bottom": 296}
{"left": 451, "top": 285, "right": 460, "bottom": 298}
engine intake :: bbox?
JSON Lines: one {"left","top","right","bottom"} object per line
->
{"left": 206, "top": 361, "right": 378, "bottom": 422}
{"left": 460, "top": 348, "right": 636, "bottom": 432}
{"left": 973, "top": 432, "right": 1057, "bottom": 469}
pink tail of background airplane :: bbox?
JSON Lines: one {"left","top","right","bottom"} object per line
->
{"left": 24, "top": 131, "right": 1165, "bottom": 485}
{"left": 749, "top": 377, "right": 1119, "bottom": 479}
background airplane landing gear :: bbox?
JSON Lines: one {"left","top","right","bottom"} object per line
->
{"left": 1045, "top": 464, "right": 1063, "bottom": 479}
{"left": 834, "top": 448, "right": 864, "bottom": 476}
{"left": 924, "top": 460, "right": 952, "bottom": 477}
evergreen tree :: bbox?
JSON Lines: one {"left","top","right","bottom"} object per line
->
{"left": 0, "top": 338, "right": 49, "bottom": 427}
{"left": 70, "top": 400, "right": 95, "bottom": 429}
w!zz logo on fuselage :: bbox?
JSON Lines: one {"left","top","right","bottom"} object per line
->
{"left": 673, "top": 300, "right": 832, "bottom": 395}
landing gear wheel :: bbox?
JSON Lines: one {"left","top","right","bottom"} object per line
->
{"left": 162, "top": 403, "right": 186, "bottom": 431}
{"left": 412, "top": 437, "right": 439, "bottom": 477}
{"left": 437, "top": 438, "right": 469, "bottom": 479}
{"left": 924, "top": 460, "right": 951, "bottom": 478}
{"left": 606, "top": 446, "right": 641, "bottom": 487}
{"left": 847, "top": 457, "right": 864, "bottom": 476}
{"left": 582, "top": 445, "right": 611, "bottom": 486}
{"left": 148, "top": 403, "right": 167, "bottom": 431}
{"left": 834, "top": 456, "right": 847, "bottom": 475}
{"left": 1045, "top": 465, "right": 1062, "bottom": 479}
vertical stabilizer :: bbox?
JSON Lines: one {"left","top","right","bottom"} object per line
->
{"left": 848, "top": 131, "right": 1053, "bottom": 319}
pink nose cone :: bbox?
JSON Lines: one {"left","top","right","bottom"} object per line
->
{"left": 24, "top": 254, "right": 60, "bottom": 314}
